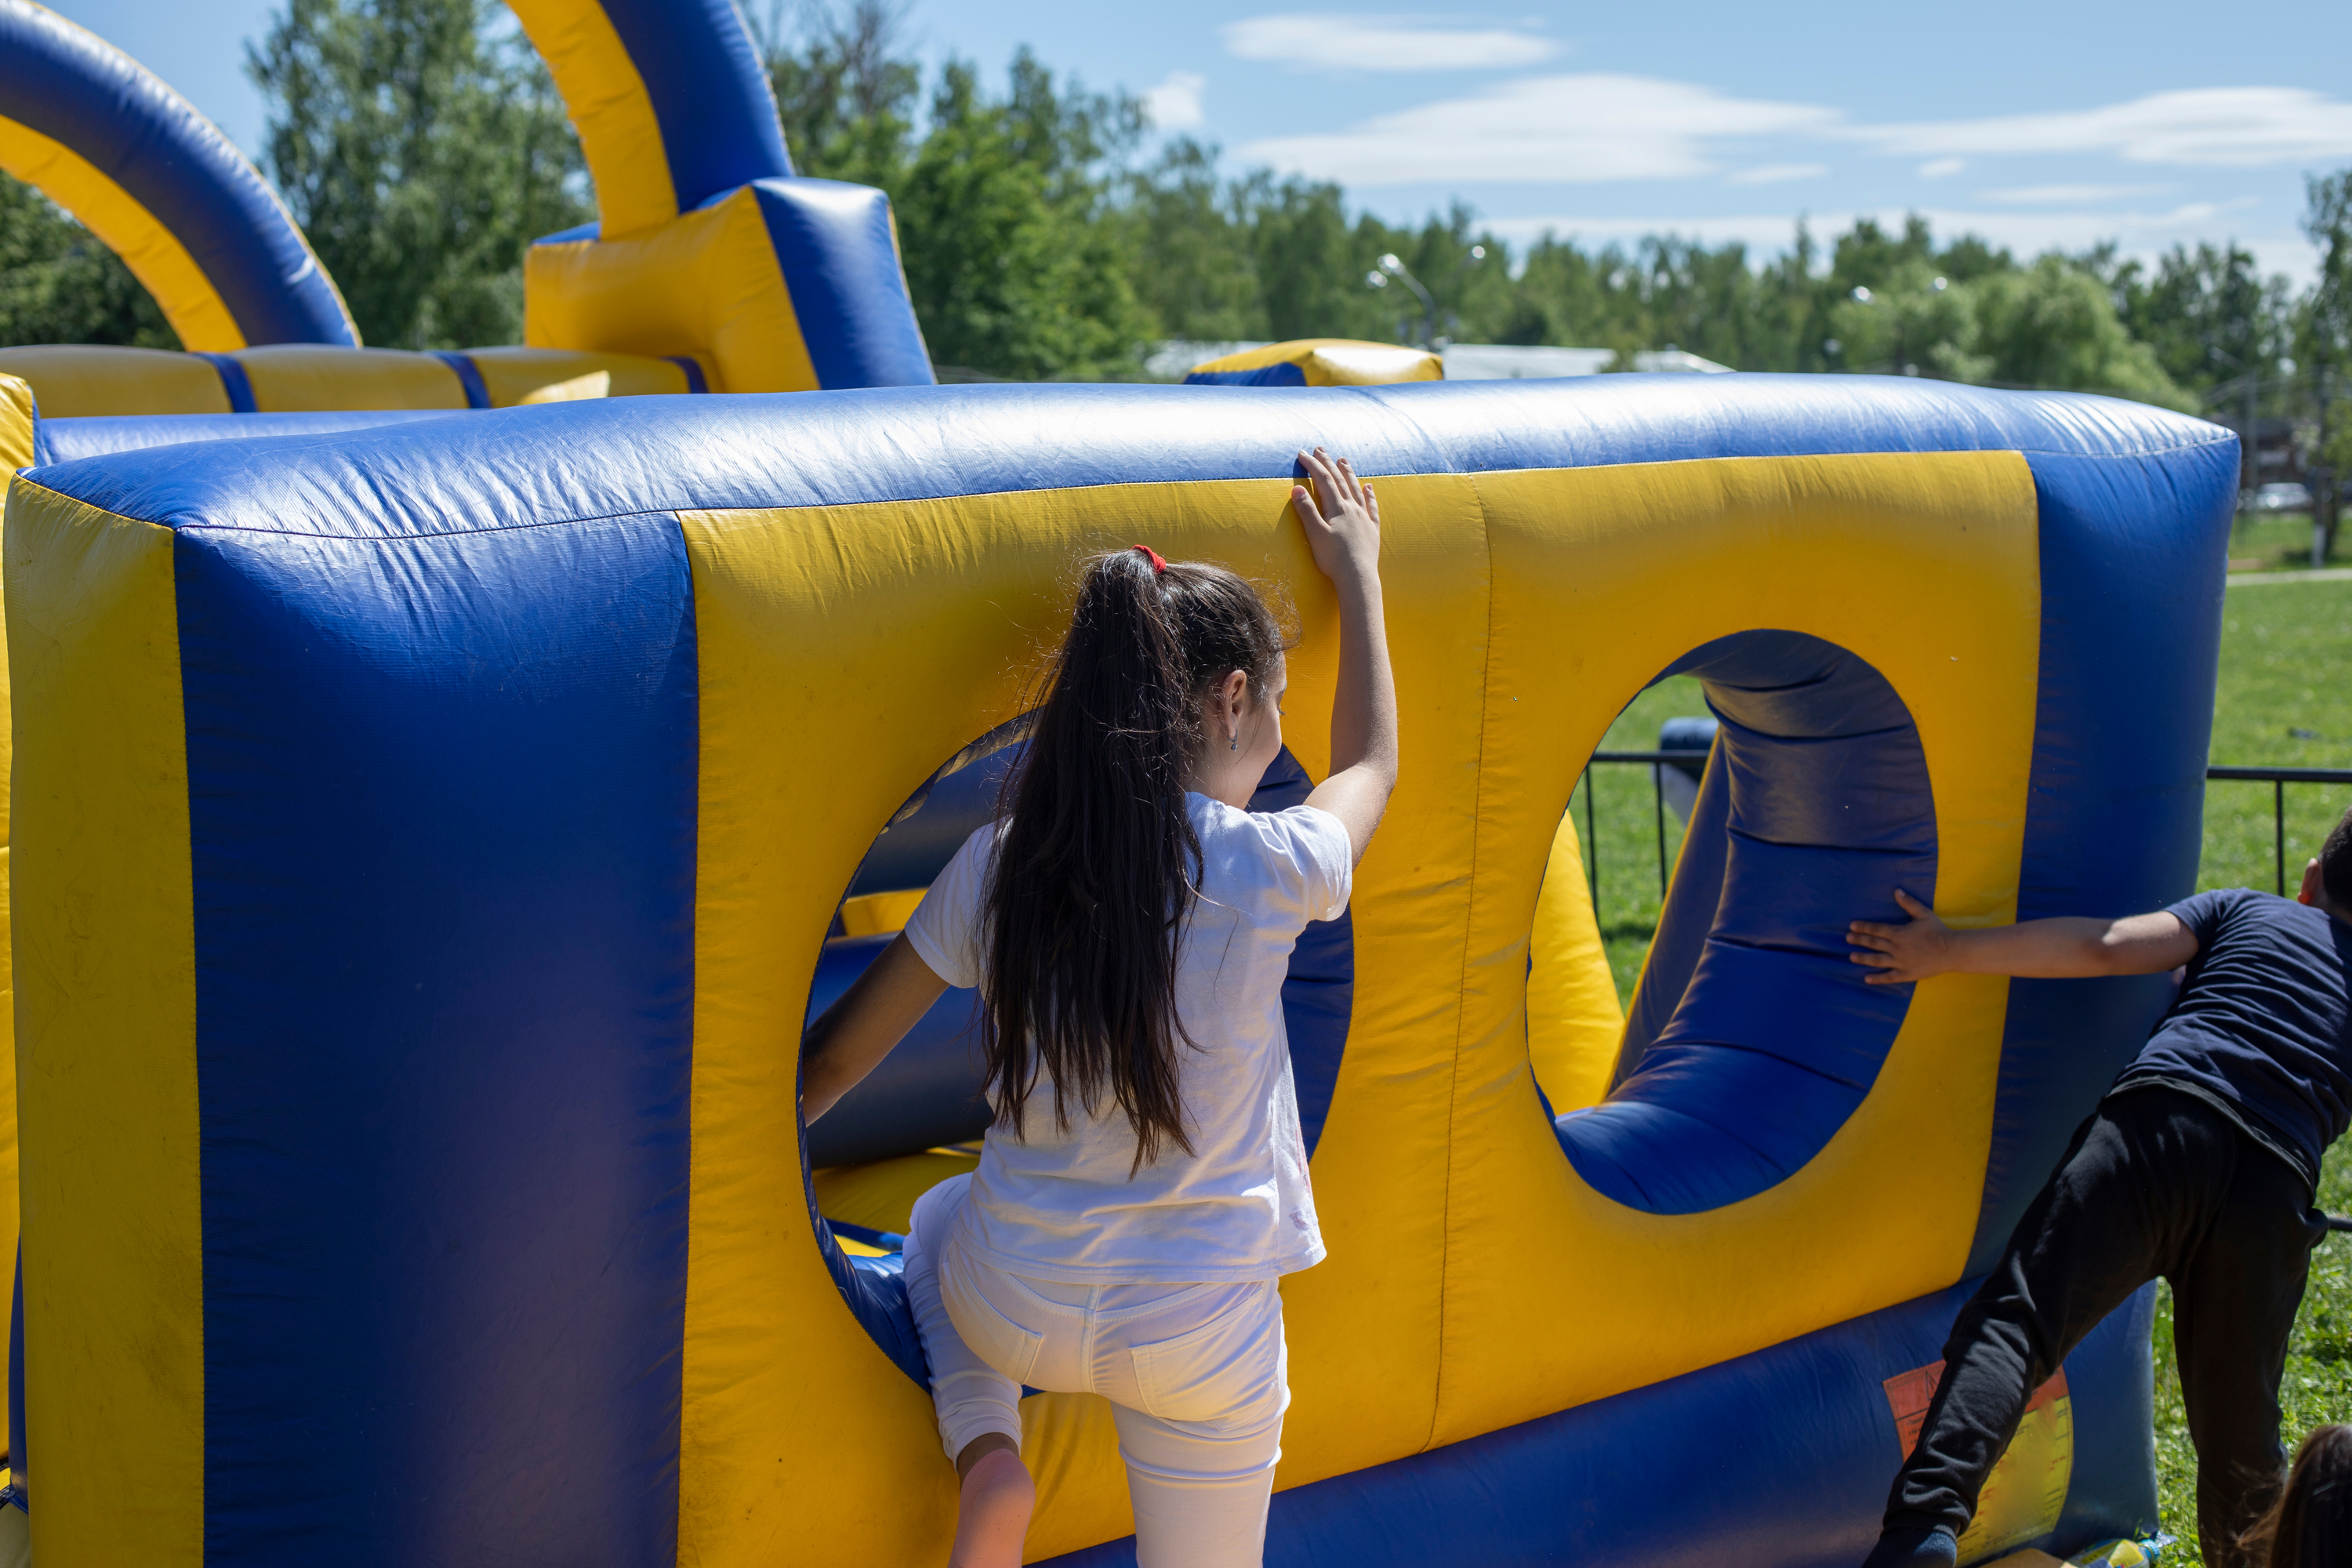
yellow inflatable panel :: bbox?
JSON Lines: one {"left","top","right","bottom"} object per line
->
{"left": 5, "top": 480, "right": 202, "bottom": 1568}
{"left": 0, "top": 347, "right": 230, "bottom": 419}
{"left": 506, "top": 0, "right": 677, "bottom": 241}
{"left": 1526, "top": 804, "right": 1623, "bottom": 1112}
{"left": 230, "top": 346, "right": 466, "bottom": 412}
{"left": 0, "top": 373, "right": 34, "bottom": 470}
{"left": 812, "top": 1149, "right": 982, "bottom": 1236}
{"left": 462, "top": 347, "right": 691, "bottom": 406}
{"left": 524, "top": 187, "right": 818, "bottom": 394}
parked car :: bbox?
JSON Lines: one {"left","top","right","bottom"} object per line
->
{"left": 2249, "top": 481, "right": 2313, "bottom": 512}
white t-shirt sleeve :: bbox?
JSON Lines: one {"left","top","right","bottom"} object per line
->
{"left": 901, "top": 823, "right": 996, "bottom": 989}
{"left": 1259, "top": 803, "right": 1354, "bottom": 924}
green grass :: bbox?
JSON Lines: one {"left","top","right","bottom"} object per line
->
{"left": 1566, "top": 672, "right": 1708, "bottom": 1002}
{"left": 2223, "top": 510, "right": 2346, "bottom": 576}
{"left": 1576, "top": 581, "right": 2352, "bottom": 1560}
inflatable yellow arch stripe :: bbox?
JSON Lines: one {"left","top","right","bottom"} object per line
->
{"left": 507, "top": 0, "right": 676, "bottom": 240}
{"left": 0, "top": 118, "right": 243, "bottom": 351}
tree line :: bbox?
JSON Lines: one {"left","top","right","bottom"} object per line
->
{"left": 1, "top": 0, "right": 2347, "bottom": 439}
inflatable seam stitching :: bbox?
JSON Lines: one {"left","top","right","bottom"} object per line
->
{"left": 1427, "top": 463, "right": 1499, "bottom": 1455}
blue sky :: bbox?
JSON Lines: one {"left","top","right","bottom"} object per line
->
{"left": 48, "top": 0, "right": 2352, "bottom": 283}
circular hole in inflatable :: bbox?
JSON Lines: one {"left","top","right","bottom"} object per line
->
{"left": 1539, "top": 630, "right": 1934, "bottom": 1214}
{"left": 798, "top": 721, "right": 1357, "bottom": 1384}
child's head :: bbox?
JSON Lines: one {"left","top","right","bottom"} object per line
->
{"left": 2315, "top": 805, "right": 2352, "bottom": 913}
{"left": 981, "top": 548, "right": 1290, "bottom": 1165}
{"left": 1045, "top": 546, "right": 1291, "bottom": 779}
{"left": 2244, "top": 1423, "right": 2352, "bottom": 1568}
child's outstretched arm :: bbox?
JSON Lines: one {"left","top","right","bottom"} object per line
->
{"left": 800, "top": 934, "right": 950, "bottom": 1121}
{"left": 1846, "top": 888, "right": 2198, "bottom": 985}
{"left": 1292, "top": 446, "right": 1398, "bottom": 864}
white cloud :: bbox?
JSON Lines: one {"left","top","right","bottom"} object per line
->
{"left": 1916, "top": 158, "right": 1965, "bottom": 178}
{"left": 1727, "top": 162, "right": 1827, "bottom": 185}
{"left": 1144, "top": 71, "right": 1207, "bottom": 131}
{"left": 1239, "top": 74, "right": 1837, "bottom": 186}
{"left": 1980, "top": 183, "right": 2176, "bottom": 205}
{"left": 1857, "top": 87, "right": 2352, "bottom": 167}
{"left": 1221, "top": 14, "right": 1558, "bottom": 72}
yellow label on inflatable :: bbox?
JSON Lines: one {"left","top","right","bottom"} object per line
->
{"left": 1886, "top": 1362, "right": 2074, "bottom": 1565}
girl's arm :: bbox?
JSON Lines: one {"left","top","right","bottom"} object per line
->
{"left": 800, "top": 932, "right": 951, "bottom": 1122}
{"left": 1846, "top": 888, "right": 2198, "bottom": 985}
{"left": 1292, "top": 447, "right": 1398, "bottom": 863}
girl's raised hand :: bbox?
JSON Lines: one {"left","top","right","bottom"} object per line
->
{"left": 1290, "top": 447, "right": 1380, "bottom": 583}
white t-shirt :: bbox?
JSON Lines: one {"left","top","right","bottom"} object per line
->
{"left": 902, "top": 793, "right": 1352, "bottom": 1283}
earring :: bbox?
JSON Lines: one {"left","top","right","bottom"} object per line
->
{"left": 1229, "top": 732, "right": 1239, "bottom": 752}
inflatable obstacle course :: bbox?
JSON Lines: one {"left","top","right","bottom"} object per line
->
{"left": 4, "top": 373, "right": 2232, "bottom": 1565}
{"left": 0, "top": 0, "right": 932, "bottom": 423}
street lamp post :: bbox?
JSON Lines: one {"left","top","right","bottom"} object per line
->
{"left": 1366, "top": 246, "right": 1484, "bottom": 350}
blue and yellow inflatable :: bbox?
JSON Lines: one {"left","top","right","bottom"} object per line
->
{"left": 0, "top": 0, "right": 931, "bottom": 416}
{"left": 3, "top": 372, "right": 2233, "bottom": 1564}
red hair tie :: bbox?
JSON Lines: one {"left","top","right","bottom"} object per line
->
{"left": 1131, "top": 544, "right": 1168, "bottom": 575}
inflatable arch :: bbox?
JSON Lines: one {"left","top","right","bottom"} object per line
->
{"left": 5, "top": 373, "right": 2231, "bottom": 1565}
{"left": 0, "top": 0, "right": 354, "bottom": 354}
{"left": 0, "top": 0, "right": 931, "bottom": 416}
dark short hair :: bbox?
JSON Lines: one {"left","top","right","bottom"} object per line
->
{"left": 2326, "top": 807, "right": 2352, "bottom": 908}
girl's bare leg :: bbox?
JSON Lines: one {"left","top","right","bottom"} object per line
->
{"left": 950, "top": 1433, "right": 1033, "bottom": 1568}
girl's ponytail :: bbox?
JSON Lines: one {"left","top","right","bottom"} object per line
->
{"left": 982, "top": 548, "right": 1287, "bottom": 1167}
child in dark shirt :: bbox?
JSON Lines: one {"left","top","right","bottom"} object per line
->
{"left": 1846, "top": 807, "right": 2352, "bottom": 1568}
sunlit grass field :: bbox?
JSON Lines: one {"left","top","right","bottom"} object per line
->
{"left": 1570, "top": 574, "right": 2352, "bottom": 1562}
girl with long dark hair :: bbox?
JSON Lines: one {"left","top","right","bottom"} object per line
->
{"left": 800, "top": 448, "right": 1397, "bottom": 1566}
{"left": 2243, "top": 1425, "right": 2352, "bottom": 1568}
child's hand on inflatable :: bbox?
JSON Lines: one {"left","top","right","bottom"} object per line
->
{"left": 1291, "top": 447, "right": 1380, "bottom": 583}
{"left": 1846, "top": 889, "right": 1955, "bottom": 985}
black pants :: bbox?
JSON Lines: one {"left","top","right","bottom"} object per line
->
{"left": 1883, "top": 1087, "right": 2326, "bottom": 1568}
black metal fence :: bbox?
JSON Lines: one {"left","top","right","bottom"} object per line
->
{"left": 1580, "top": 754, "right": 2352, "bottom": 902}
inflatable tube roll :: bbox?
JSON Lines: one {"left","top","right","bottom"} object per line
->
{"left": 0, "top": 0, "right": 356, "bottom": 350}
{"left": 227, "top": 346, "right": 470, "bottom": 412}
{"left": 0, "top": 347, "right": 231, "bottom": 419}
{"left": 30, "top": 409, "right": 474, "bottom": 466}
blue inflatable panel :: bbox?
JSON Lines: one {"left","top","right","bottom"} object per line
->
{"left": 173, "top": 514, "right": 696, "bottom": 1563}
{"left": 191, "top": 353, "right": 257, "bottom": 412}
{"left": 7, "top": 1246, "right": 21, "bottom": 1501}
{"left": 429, "top": 352, "right": 494, "bottom": 409}
{"left": 1184, "top": 365, "right": 1309, "bottom": 387}
{"left": 595, "top": 0, "right": 793, "bottom": 205}
{"left": 0, "top": 2, "right": 355, "bottom": 346}
{"left": 1037, "top": 1281, "right": 2159, "bottom": 1568}
{"left": 743, "top": 180, "right": 937, "bottom": 390}
{"left": 1963, "top": 444, "right": 2237, "bottom": 1272}
{"left": 32, "top": 409, "right": 474, "bottom": 464}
